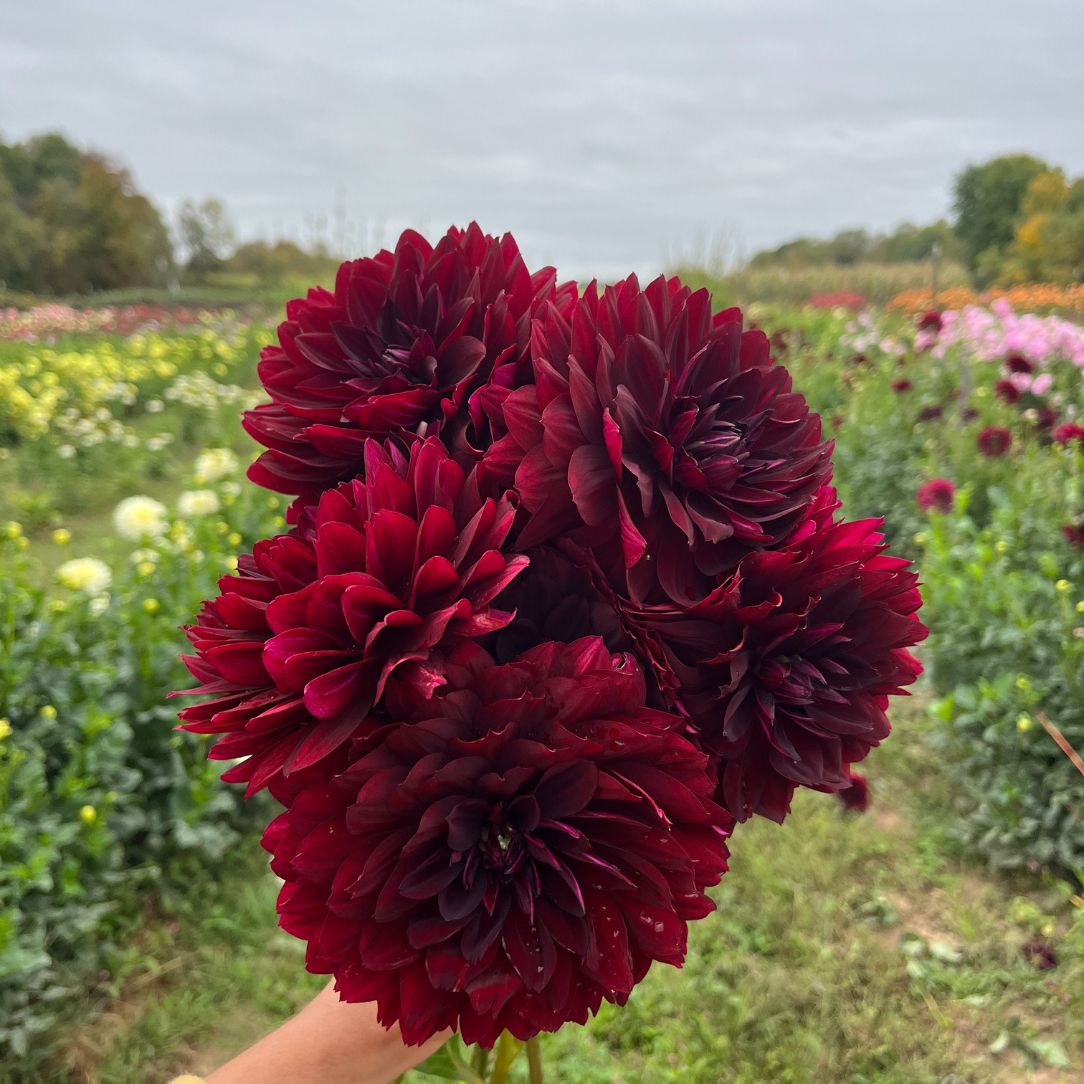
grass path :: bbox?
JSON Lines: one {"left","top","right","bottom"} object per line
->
{"left": 64, "top": 702, "right": 1082, "bottom": 1084}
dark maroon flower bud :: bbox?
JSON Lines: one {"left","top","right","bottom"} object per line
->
{"left": 977, "top": 426, "right": 1012, "bottom": 457}
{"left": 836, "top": 770, "right": 871, "bottom": 812}
{"left": 1062, "top": 523, "right": 1084, "bottom": 547}
{"left": 1021, "top": 939, "right": 1058, "bottom": 971}
{"left": 892, "top": 378, "right": 913, "bottom": 393}
{"left": 916, "top": 478, "right": 955, "bottom": 514}
{"left": 1005, "top": 353, "right": 1033, "bottom": 374}
{"left": 994, "top": 379, "right": 1020, "bottom": 404}
{"left": 918, "top": 405, "right": 944, "bottom": 422}
{"left": 1035, "top": 406, "right": 1058, "bottom": 430}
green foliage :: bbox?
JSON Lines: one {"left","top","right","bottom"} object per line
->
{"left": 749, "top": 220, "right": 963, "bottom": 270}
{"left": 70, "top": 723, "right": 1084, "bottom": 1083}
{"left": 0, "top": 466, "right": 284, "bottom": 1070}
{"left": 177, "top": 198, "right": 236, "bottom": 283}
{"left": 952, "top": 154, "right": 1051, "bottom": 282}
{"left": 779, "top": 305, "right": 1084, "bottom": 875}
{"left": 0, "top": 133, "right": 173, "bottom": 295}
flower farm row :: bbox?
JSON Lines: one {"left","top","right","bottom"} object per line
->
{"left": 0, "top": 299, "right": 1082, "bottom": 1071}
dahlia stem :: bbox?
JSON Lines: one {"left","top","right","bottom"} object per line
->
{"left": 526, "top": 1035, "right": 544, "bottom": 1083}
{"left": 488, "top": 1031, "right": 520, "bottom": 1084}
{"left": 471, "top": 1043, "right": 491, "bottom": 1077}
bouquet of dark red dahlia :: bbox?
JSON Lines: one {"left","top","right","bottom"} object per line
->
{"left": 176, "top": 225, "right": 925, "bottom": 1079}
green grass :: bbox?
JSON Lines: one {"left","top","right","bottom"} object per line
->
{"left": 58, "top": 700, "right": 1082, "bottom": 1084}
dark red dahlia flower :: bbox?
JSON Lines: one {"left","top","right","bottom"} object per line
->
{"left": 994, "top": 379, "right": 1020, "bottom": 404}
{"left": 891, "top": 379, "right": 913, "bottom": 393}
{"left": 243, "top": 223, "right": 574, "bottom": 517}
{"left": 977, "top": 426, "right": 1012, "bottom": 457}
{"left": 1063, "top": 522, "right": 1084, "bottom": 547}
{"left": 175, "top": 438, "right": 526, "bottom": 793}
{"left": 1034, "top": 406, "right": 1058, "bottom": 431}
{"left": 616, "top": 489, "right": 925, "bottom": 823}
{"left": 916, "top": 310, "right": 942, "bottom": 333}
{"left": 918, "top": 405, "right": 944, "bottom": 422}
{"left": 1005, "top": 352, "right": 1033, "bottom": 374}
{"left": 263, "top": 638, "right": 731, "bottom": 1047}
{"left": 1053, "top": 422, "right": 1084, "bottom": 447}
{"left": 494, "top": 275, "right": 832, "bottom": 604}
{"left": 836, "top": 769, "right": 870, "bottom": 812}
{"left": 916, "top": 478, "right": 955, "bottom": 514}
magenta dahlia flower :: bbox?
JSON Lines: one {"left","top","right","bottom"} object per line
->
{"left": 243, "top": 223, "right": 574, "bottom": 516}
{"left": 491, "top": 275, "right": 832, "bottom": 604}
{"left": 175, "top": 438, "right": 526, "bottom": 793}
{"left": 263, "top": 638, "right": 731, "bottom": 1047}
{"left": 1053, "top": 422, "right": 1084, "bottom": 447}
{"left": 916, "top": 478, "right": 955, "bottom": 514}
{"left": 977, "top": 426, "right": 1012, "bottom": 457}
{"left": 616, "top": 489, "right": 926, "bottom": 822}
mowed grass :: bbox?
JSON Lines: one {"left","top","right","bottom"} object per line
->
{"left": 63, "top": 700, "right": 1082, "bottom": 1084}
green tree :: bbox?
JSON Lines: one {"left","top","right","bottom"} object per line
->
{"left": 952, "top": 154, "right": 1050, "bottom": 283}
{"left": 178, "top": 197, "right": 235, "bottom": 282}
{"left": 0, "top": 131, "right": 173, "bottom": 294}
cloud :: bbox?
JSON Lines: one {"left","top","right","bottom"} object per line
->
{"left": 5, "top": 0, "right": 1083, "bottom": 277}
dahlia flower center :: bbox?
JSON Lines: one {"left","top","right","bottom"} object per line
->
{"left": 663, "top": 400, "right": 746, "bottom": 494}
{"left": 753, "top": 653, "right": 823, "bottom": 702}
{"left": 479, "top": 818, "right": 525, "bottom": 874}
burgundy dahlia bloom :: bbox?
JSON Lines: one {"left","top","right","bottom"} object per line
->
{"left": 263, "top": 638, "right": 731, "bottom": 1046}
{"left": 977, "top": 426, "right": 1012, "bottom": 457}
{"left": 494, "top": 275, "right": 832, "bottom": 604}
{"left": 994, "top": 379, "right": 1020, "bottom": 405}
{"left": 244, "top": 223, "right": 574, "bottom": 517}
{"left": 1063, "top": 523, "right": 1084, "bottom": 547}
{"left": 1005, "top": 352, "right": 1033, "bottom": 374}
{"left": 617, "top": 489, "right": 925, "bottom": 822}
{"left": 175, "top": 438, "right": 526, "bottom": 793}
{"left": 891, "top": 378, "right": 913, "bottom": 393}
{"left": 918, "top": 405, "right": 944, "bottom": 422}
{"left": 917, "top": 310, "right": 942, "bottom": 333}
{"left": 1053, "top": 422, "right": 1084, "bottom": 447}
{"left": 916, "top": 478, "right": 955, "bottom": 514}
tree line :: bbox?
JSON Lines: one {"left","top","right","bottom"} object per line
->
{"left": 750, "top": 154, "right": 1084, "bottom": 287}
{"left": 0, "top": 132, "right": 334, "bottom": 296}
{"left": 3, "top": 133, "right": 1082, "bottom": 296}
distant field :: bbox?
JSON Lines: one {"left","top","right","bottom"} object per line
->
{"left": 673, "top": 259, "right": 970, "bottom": 308}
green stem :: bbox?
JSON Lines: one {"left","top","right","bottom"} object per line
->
{"left": 471, "top": 1043, "right": 491, "bottom": 1078}
{"left": 526, "top": 1035, "right": 544, "bottom": 1084}
{"left": 489, "top": 1031, "right": 518, "bottom": 1084}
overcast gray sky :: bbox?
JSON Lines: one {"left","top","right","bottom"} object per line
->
{"left": 4, "top": 0, "right": 1082, "bottom": 278}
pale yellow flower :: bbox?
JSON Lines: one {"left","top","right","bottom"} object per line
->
{"left": 193, "top": 447, "right": 239, "bottom": 484}
{"left": 113, "top": 496, "right": 167, "bottom": 540}
{"left": 57, "top": 557, "right": 112, "bottom": 595}
{"left": 178, "top": 490, "right": 220, "bottom": 517}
